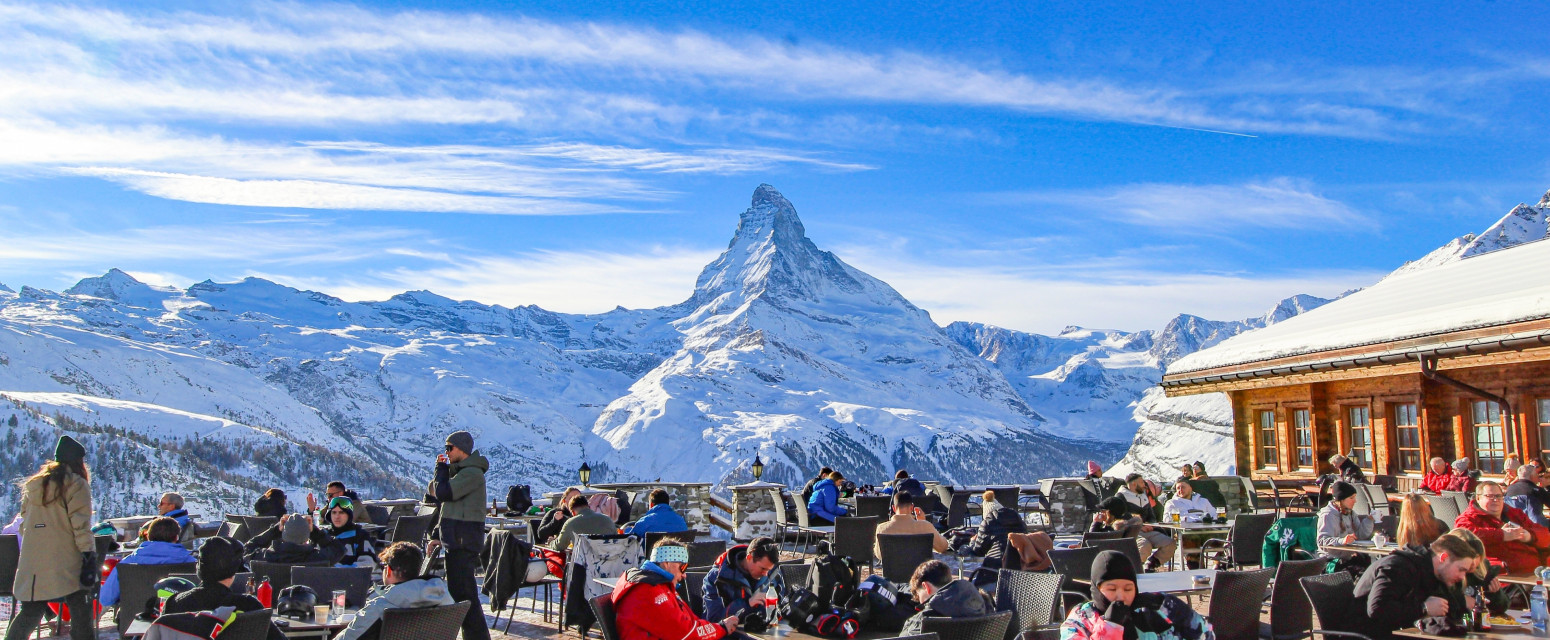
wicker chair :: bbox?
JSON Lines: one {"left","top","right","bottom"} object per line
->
{"left": 1201, "top": 513, "right": 1276, "bottom": 570}
{"left": 1299, "top": 572, "right": 1374, "bottom": 640}
{"left": 1261, "top": 558, "right": 1327, "bottom": 640}
{"left": 1207, "top": 568, "right": 1274, "bottom": 640}
{"left": 247, "top": 559, "right": 329, "bottom": 592}
{"left": 219, "top": 610, "right": 274, "bottom": 640}
{"left": 379, "top": 601, "right": 471, "bottom": 640}
{"left": 590, "top": 594, "right": 620, "bottom": 640}
{"left": 290, "top": 566, "right": 372, "bottom": 607}
{"left": 877, "top": 533, "right": 937, "bottom": 584}
{"left": 114, "top": 562, "right": 198, "bottom": 632}
{"left": 684, "top": 571, "right": 709, "bottom": 617}
{"left": 238, "top": 516, "right": 280, "bottom": 541}
{"left": 993, "top": 569, "right": 1083, "bottom": 640}
{"left": 833, "top": 516, "right": 883, "bottom": 566}
{"left": 1079, "top": 530, "right": 1122, "bottom": 546}
{"left": 921, "top": 611, "right": 1014, "bottom": 640}
{"left": 775, "top": 563, "right": 811, "bottom": 591}
{"left": 1426, "top": 494, "right": 1462, "bottom": 525}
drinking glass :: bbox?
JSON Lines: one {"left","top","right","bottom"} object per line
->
{"left": 1215, "top": 507, "right": 1227, "bottom": 521}
{"left": 332, "top": 590, "right": 347, "bottom": 621}
{"left": 1171, "top": 512, "right": 1180, "bottom": 523}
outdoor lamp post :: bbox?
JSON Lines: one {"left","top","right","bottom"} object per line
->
{"left": 751, "top": 455, "right": 764, "bottom": 481}
{"left": 579, "top": 462, "right": 591, "bottom": 487}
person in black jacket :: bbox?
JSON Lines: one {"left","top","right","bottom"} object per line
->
{"left": 963, "top": 491, "right": 1027, "bottom": 587}
{"left": 1351, "top": 529, "right": 1483, "bottom": 640}
{"left": 322, "top": 497, "right": 376, "bottom": 566}
{"left": 885, "top": 470, "right": 927, "bottom": 498}
{"left": 536, "top": 487, "right": 581, "bottom": 545}
{"left": 165, "top": 537, "right": 285, "bottom": 640}
{"left": 243, "top": 514, "right": 342, "bottom": 564}
{"left": 254, "top": 488, "right": 288, "bottom": 518}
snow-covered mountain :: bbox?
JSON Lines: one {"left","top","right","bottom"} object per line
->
{"left": 1387, "top": 192, "right": 1549, "bottom": 279}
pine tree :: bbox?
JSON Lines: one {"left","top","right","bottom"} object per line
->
{"left": 6, "top": 415, "right": 15, "bottom": 427}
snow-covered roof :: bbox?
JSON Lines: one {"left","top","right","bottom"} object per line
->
{"left": 1166, "top": 237, "right": 1550, "bottom": 379}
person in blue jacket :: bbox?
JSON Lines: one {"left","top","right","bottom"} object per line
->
{"left": 158, "top": 492, "right": 190, "bottom": 528}
{"left": 806, "top": 470, "right": 849, "bottom": 526}
{"left": 100, "top": 516, "right": 197, "bottom": 607}
{"left": 623, "top": 489, "right": 689, "bottom": 536}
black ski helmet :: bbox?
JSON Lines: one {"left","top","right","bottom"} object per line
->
{"left": 275, "top": 585, "right": 319, "bottom": 620}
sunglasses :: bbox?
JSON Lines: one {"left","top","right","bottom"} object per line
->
{"left": 444, "top": 444, "right": 455, "bottom": 452}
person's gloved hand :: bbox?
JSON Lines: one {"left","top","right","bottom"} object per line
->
{"left": 80, "top": 551, "right": 99, "bottom": 589}
{"left": 1103, "top": 600, "right": 1132, "bottom": 626}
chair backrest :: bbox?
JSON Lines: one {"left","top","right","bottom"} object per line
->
{"left": 1079, "top": 531, "right": 1122, "bottom": 545}
{"left": 857, "top": 495, "right": 893, "bottom": 519}
{"left": 96, "top": 533, "right": 119, "bottom": 557}
{"left": 791, "top": 493, "right": 814, "bottom": 527}
{"left": 685, "top": 571, "right": 709, "bottom": 617}
{"left": 290, "top": 566, "right": 372, "bottom": 607}
{"left": 1443, "top": 490, "right": 1470, "bottom": 514}
{"left": 1039, "top": 480, "right": 1091, "bottom": 534}
{"left": 643, "top": 530, "right": 698, "bottom": 551}
{"left": 916, "top": 490, "right": 944, "bottom": 516}
{"left": 115, "top": 562, "right": 199, "bottom": 632}
{"left": 379, "top": 601, "right": 471, "bottom": 640}
{"left": 1354, "top": 484, "right": 1390, "bottom": 518}
{"left": 993, "top": 569, "right": 1064, "bottom": 640}
{"left": 590, "top": 594, "right": 620, "bottom": 640}
{"left": 774, "top": 563, "right": 810, "bottom": 591}
{"left": 946, "top": 491, "right": 973, "bottom": 529}
{"left": 769, "top": 489, "right": 791, "bottom": 526}
{"left": 1046, "top": 547, "right": 1101, "bottom": 592}
{"left": 877, "top": 534, "right": 936, "bottom": 584}
{"left": 239, "top": 516, "right": 279, "bottom": 540}
{"left": 248, "top": 559, "right": 329, "bottom": 592}
{"left": 1267, "top": 558, "right": 1327, "bottom": 639}
{"left": 1426, "top": 494, "right": 1462, "bottom": 525}
{"left": 1300, "top": 572, "right": 1359, "bottom": 634}
{"left": 1207, "top": 567, "right": 1274, "bottom": 640}
{"left": 833, "top": 516, "right": 882, "bottom": 563}
{"left": 219, "top": 609, "right": 274, "bottom": 640}
{"left": 1229, "top": 512, "right": 1276, "bottom": 568}
{"left": 365, "top": 505, "right": 391, "bottom": 526}
{"left": 920, "top": 610, "right": 1014, "bottom": 640}
{"left": 687, "top": 540, "right": 727, "bottom": 570}
{"left": 990, "top": 488, "right": 1020, "bottom": 510}
{"left": 1086, "top": 538, "right": 1142, "bottom": 571}
{"left": 0, "top": 534, "right": 17, "bottom": 597}
{"left": 231, "top": 572, "right": 252, "bottom": 595}
{"left": 390, "top": 514, "right": 435, "bottom": 545}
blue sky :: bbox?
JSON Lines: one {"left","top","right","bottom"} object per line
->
{"left": 2, "top": 1, "right": 1548, "bottom": 334}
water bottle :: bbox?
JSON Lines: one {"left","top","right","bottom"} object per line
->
{"left": 1530, "top": 580, "right": 1547, "bottom": 631}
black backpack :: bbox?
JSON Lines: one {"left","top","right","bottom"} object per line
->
{"left": 808, "top": 543, "right": 861, "bottom": 608}
{"left": 778, "top": 586, "right": 826, "bottom": 632}
{"left": 856, "top": 576, "right": 916, "bottom": 631}
{"left": 504, "top": 486, "right": 533, "bottom": 515}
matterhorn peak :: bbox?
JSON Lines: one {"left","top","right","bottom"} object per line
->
{"left": 731, "top": 184, "right": 807, "bottom": 249}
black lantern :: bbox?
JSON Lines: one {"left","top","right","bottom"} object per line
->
{"left": 579, "top": 462, "right": 591, "bottom": 487}
{"left": 751, "top": 455, "right": 764, "bottom": 481}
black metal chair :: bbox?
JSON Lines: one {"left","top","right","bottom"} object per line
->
{"left": 1208, "top": 568, "right": 1274, "bottom": 640}
{"left": 238, "top": 516, "right": 280, "bottom": 541}
{"left": 1046, "top": 547, "right": 1101, "bottom": 592}
{"left": 685, "top": 571, "right": 709, "bottom": 617}
{"left": 1201, "top": 512, "right": 1276, "bottom": 569}
{"left": 219, "top": 610, "right": 274, "bottom": 640}
{"left": 774, "top": 563, "right": 811, "bottom": 591}
{"left": 943, "top": 491, "right": 972, "bottom": 529}
{"left": 390, "top": 514, "right": 435, "bottom": 545}
{"left": 877, "top": 533, "right": 937, "bottom": 584}
{"left": 114, "top": 562, "right": 198, "bottom": 632}
{"left": 921, "top": 610, "right": 1014, "bottom": 640}
{"left": 991, "top": 488, "right": 1020, "bottom": 510}
{"left": 247, "top": 559, "right": 329, "bottom": 592}
{"left": 687, "top": 540, "right": 727, "bottom": 570}
{"left": 1078, "top": 530, "right": 1121, "bottom": 546}
{"left": 1086, "top": 538, "right": 1142, "bottom": 573}
{"left": 643, "top": 530, "right": 697, "bottom": 551}
{"left": 833, "top": 516, "right": 882, "bottom": 566}
{"left": 993, "top": 569, "right": 1083, "bottom": 640}
{"left": 590, "top": 594, "right": 620, "bottom": 640}
{"left": 290, "top": 566, "right": 372, "bottom": 607}
{"left": 1299, "top": 572, "right": 1374, "bottom": 640}
{"left": 0, "top": 534, "right": 17, "bottom": 615}
{"left": 858, "top": 495, "right": 893, "bottom": 519}
{"left": 380, "top": 601, "right": 471, "bottom": 640}
{"left": 1261, "top": 557, "right": 1327, "bottom": 640}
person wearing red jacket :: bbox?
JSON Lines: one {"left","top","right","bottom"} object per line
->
{"left": 1445, "top": 459, "right": 1478, "bottom": 494}
{"left": 1454, "top": 481, "right": 1550, "bottom": 575}
{"left": 1421, "top": 457, "right": 1453, "bottom": 495}
{"left": 612, "top": 541, "right": 739, "bottom": 640}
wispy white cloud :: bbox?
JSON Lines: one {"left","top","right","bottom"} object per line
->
{"left": 985, "top": 177, "right": 1370, "bottom": 231}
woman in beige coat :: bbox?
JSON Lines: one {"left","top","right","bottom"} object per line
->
{"left": 6, "top": 435, "right": 96, "bottom": 640}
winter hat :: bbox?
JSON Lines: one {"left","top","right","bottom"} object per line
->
{"left": 1086, "top": 461, "right": 1102, "bottom": 477}
{"left": 281, "top": 515, "right": 310, "bottom": 545}
{"left": 649, "top": 544, "right": 690, "bottom": 565}
{"left": 446, "top": 431, "right": 475, "bottom": 454}
{"left": 197, "top": 536, "right": 245, "bottom": 582}
{"left": 54, "top": 435, "right": 86, "bottom": 463}
{"left": 1452, "top": 459, "right": 1470, "bottom": 472}
{"left": 1089, "top": 550, "right": 1137, "bottom": 608}
{"left": 1331, "top": 481, "right": 1358, "bottom": 502}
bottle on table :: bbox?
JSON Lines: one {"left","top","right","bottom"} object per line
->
{"left": 1474, "top": 584, "right": 1491, "bottom": 631}
{"left": 257, "top": 577, "right": 273, "bottom": 609}
{"left": 1531, "top": 580, "right": 1548, "bottom": 630}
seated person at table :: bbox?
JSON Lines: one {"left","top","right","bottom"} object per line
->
{"left": 703, "top": 537, "right": 779, "bottom": 622}
{"left": 617, "top": 541, "right": 737, "bottom": 640}
{"left": 1059, "top": 550, "right": 1213, "bottom": 640}
{"left": 253, "top": 487, "right": 289, "bottom": 518}
{"left": 875, "top": 492, "right": 951, "bottom": 558}
{"left": 1163, "top": 480, "right": 1215, "bottom": 522}
{"left": 622, "top": 489, "right": 688, "bottom": 537}
{"left": 1175, "top": 463, "right": 1195, "bottom": 484}
{"left": 800, "top": 467, "right": 833, "bottom": 505}
{"left": 1092, "top": 497, "right": 1175, "bottom": 573}
{"left": 1350, "top": 529, "right": 1482, "bottom": 640}
{"left": 901, "top": 559, "right": 993, "bottom": 636}
{"left": 1086, "top": 461, "right": 1123, "bottom": 502}
{"left": 322, "top": 497, "right": 377, "bottom": 566}
{"left": 536, "top": 487, "right": 582, "bottom": 544}
{"left": 1445, "top": 459, "right": 1477, "bottom": 494}
{"left": 336, "top": 542, "right": 454, "bottom": 640}
{"left": 1504, "top": 464, "right": 1550, "bottom": 527}
{"left": 1317, "top": 481, "right": 1375, "bottom": 561}
{"left": 882, "top": 470, "right": 927, "bottom": 498}
{"left": 157, "top": 492, "right": 190, "bottom": 528}
{"left": 1453, "top": 480, "right": 1550, "bottom": 574}
{"left": 965, "top": 491, "right": 1029, "bottom": 587}
{"left": 244, "top": 513, "right": 342, "bottom": 564}
{"left": 164, "top": 536, "right": 286, "bottom": 640}
{"left": 806, "top": 471, "right": 849, "bottom": 526}
{"left": 100, "top": 516, "right": 197, "bottom": 607}
{"left": 1422, "top": 457, "right": 1453, "bottom": 495}
{"left": 553, "top": 493, "right": 618, "bottom": 552}
{"left": 308, "top": 481, "right": 373, "bottom": 525}
{"left": 1396, "top": 493, "right": 1447, "bottom": 548}
{"left": 1446, "top": 528, "right": 1508, "bottom": 618}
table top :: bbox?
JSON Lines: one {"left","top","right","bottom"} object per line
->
{"left": 1394, "top": 611, "right": 1546, "bottom": 640}
{"left": 1136, "top": 569, "right": 1217, "bottom": 594}
{"left": 1323, "top": 542, "right": 1399, "bottom": 556}
{"left": 1498, "top": 573, "right": 1543, "bottom": 587}
{"left": 361, "top": 498, "right": 419, "bottom": 507}
{"left": 754, "top": 622, "right": 893, "bottom": 640}
{"left": 1150, "top": 522, "right": 1232, "bottom": 532}
{"left": 274, "top": 610, "right": 357, "bottom": 633}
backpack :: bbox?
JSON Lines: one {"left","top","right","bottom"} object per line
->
{"left": 778, "top": 586, "right": 826, "bottom": 632}
{"left": 856, "top": 576, "right": 915, "bottom": 631}
{"left": 812, "top": 610, "right": 863, "bottom": 639}
{"left": 143, "top": 608, "right": 238, "bottom": 640}
{"left": 504, "top": 486, "right": 533, "bottom": 515}
{"left": 808, "top": 543, "right": 861, "bottom": 608}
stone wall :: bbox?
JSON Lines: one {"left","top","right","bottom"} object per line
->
{"left": 731, "top": 484, "right": 782, "bottom": 541}
{"left": 592, "top": 483, "right": 714, "bottom": 532}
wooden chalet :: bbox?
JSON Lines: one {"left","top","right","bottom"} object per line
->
{"left": 1160, "top": 238, "right": 1550, "bottom": 491}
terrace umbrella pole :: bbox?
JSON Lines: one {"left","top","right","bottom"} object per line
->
{"left": 1420, "top": 356, "right": 1518, "bottom": 468}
